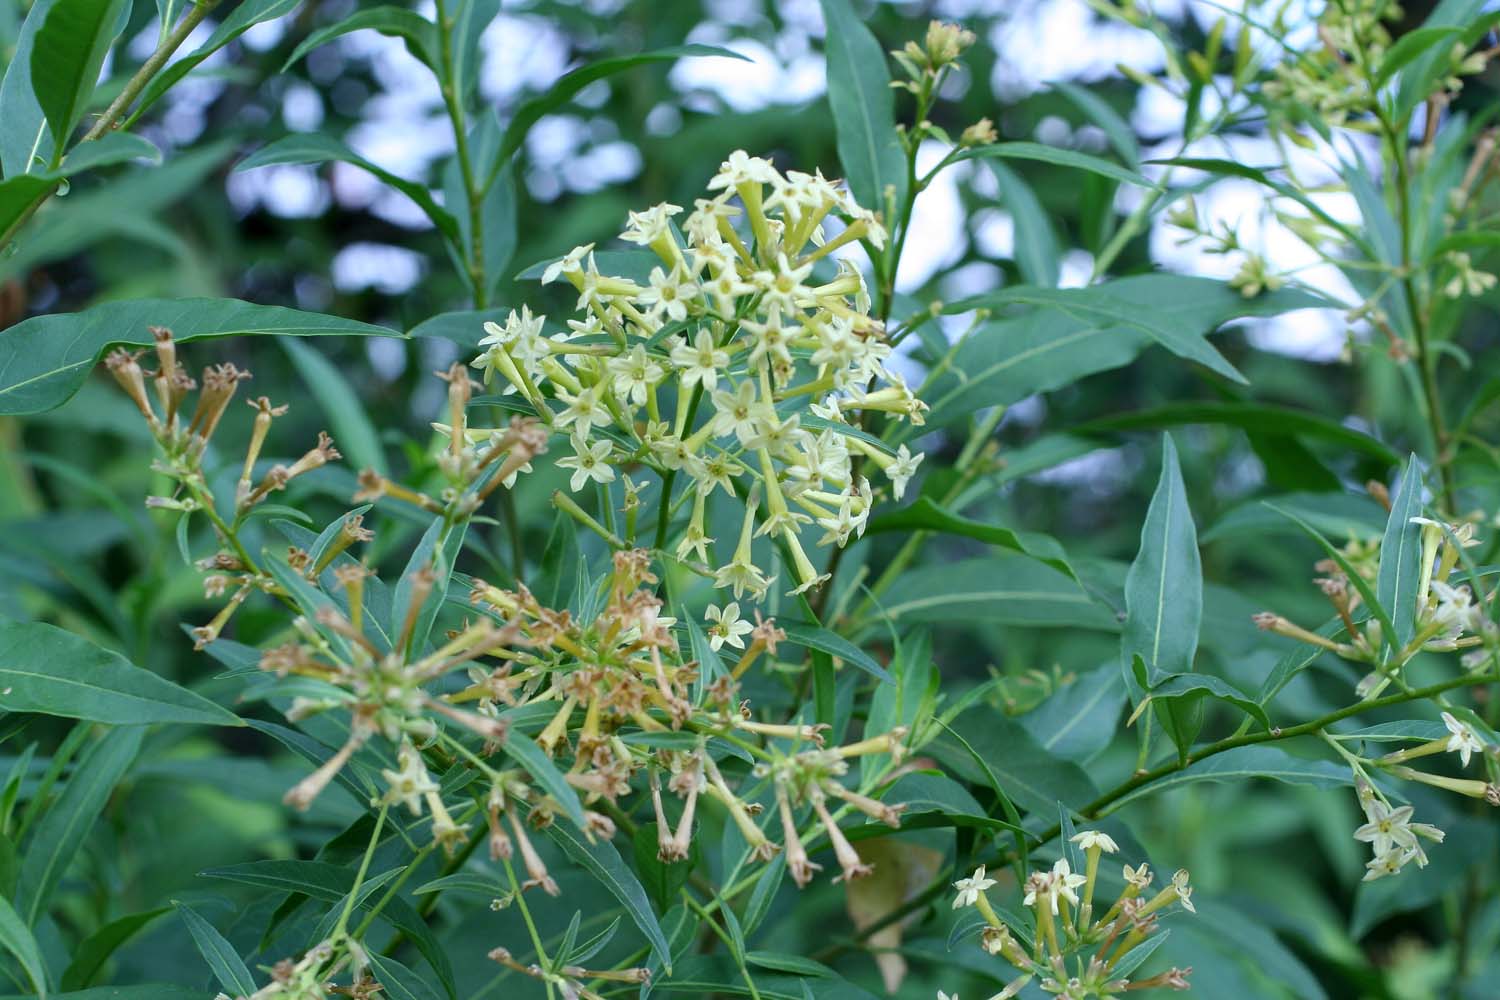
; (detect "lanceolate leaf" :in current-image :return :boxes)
[0,0,59,176]
[986,160,1058,287]
[502,731,588,829]
[819,0,905,214]
[0,893,48,996]
[0,298,399,416]
[16,726,143,926]
[955,141,1150,188]
[281,5,437,72]
[28,0,128,153]
[1107,746,1353,812]
[546,823,673,973]
[867,496,1076,581]
[776,620,891,683]
[174,901,256,997]
[282,339,387,476]
[1376,457,1425,652]
[1122,435,1201,691]
[0,617,241,727]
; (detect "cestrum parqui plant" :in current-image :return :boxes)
[942,833,1194,998]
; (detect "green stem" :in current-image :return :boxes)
[433,0,488,307]
[336,804,389,936]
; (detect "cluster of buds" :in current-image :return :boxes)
[1329,712,1498,881]
[891,22,995,150]
[468,151,927,598]
[1253,505,1496,699]
[944,833,1194,998]
[212,935,360,1000]
[103,330,342,648]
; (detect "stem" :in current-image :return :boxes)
[336,804,389,936]
[826,672,1493,956]
[0,0,219,248]
[434,0,488,308]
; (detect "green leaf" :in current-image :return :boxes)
[1108,746,1352,811]
[1267,503,1398,656]
[236,133,459,241]
[282,5,437,71]
[174,901,256,997]
[776,620,890,684]
[58,907,168,990]
[928,276,1331,423]
[0,174,52,238]
[956,141,1150,188]
[932,709,1100,814]
[1376,457,1425,652]
[200,859,455,998]
[875,770,1018,834]
[128,0,302,123]
[867,496,1075,581]
[366,953,443,1000]
[58,132,161,173]
[16,726,143,925]
[0,988,203,1000]
[490,45,749,189]
[1077,402,1401,466]
[819,0,905,214]
[546,822,673,973]
[502,730,588,830]
[632,822,698,913]
[1148,673,1269,731]
[1052,81,1140,167]
[0,893,48,997]
[29,0,127,152]
[0,0,58,176]
[282,339,386,476]
[1123,435,1201,689]
[0,297,399,416]
[745,952,835,978]
[1021,667,1127,762]
[0,617,240,726]
[876,554,1115,630]
[986,160,1058,287]
[1204,493,1387,546]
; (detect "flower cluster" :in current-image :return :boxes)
[466,150,926,598]
[1253,511,1497,698]
[104,328,342,648]
[944,834,1194,998]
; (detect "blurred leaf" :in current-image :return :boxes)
[282,5,437,71]
[367,953,442,1000]
[1376,457,1424,653]
[1077,402,1400,466]
[129,0,302,122]
[957,141,1148,187]
[0,617,238,726]
[236,133,459,241]
[174,900,256,997]
[0,175,50,236]
[633,822,698,913]
[1109,746,1352,811]
[1205,493,1387,545]
[58,132,162,173]
[16,726,143,926]
[876,554,1115,630]
[868,496,1075,580]
[281,339,387,476]
[0,298,399,416]
[1052,81,1140,166]
[502,729,587,829]
[932,709,1100,813]
[818,0,905,214]
[547,821,673,973]
[58,907,168,990]
[28,0,127,157]
[0,893,47,996]
[490,45,751,188]
[1020,667,1127,762]
[986,159,1058,287]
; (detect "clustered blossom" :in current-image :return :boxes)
[942,833,1194,998]
[103,328,341,649]
[467,150,926,598]
[1253,508,1497,699]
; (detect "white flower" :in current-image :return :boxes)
[707,150,778,191]
[1052,859,1087,909]
[555,435,616,492]
[541,243,593,285]
[670,330,729,392]
[1070,830,1119,853]
[1442,712,1484,767]
[1353,800,1417,856]
[607,345,665,407]
[638,265,698,323]
[1363,846,1418,882]
[1430,580,1480,636]
[709,380,766,445]
[886,444,924,501]
[951,865,996,909]
[704,602,753,651]
[1170,868,1195,913]
[381,743,438,815]
[712,556,772,601]
[620,202,682,247]
[937,992,959,1000]
[554,383,608,439]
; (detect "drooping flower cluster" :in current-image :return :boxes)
[944,834,1194,998]
[467,150,926,597]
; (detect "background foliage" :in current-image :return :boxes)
[2,0,1500,998]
